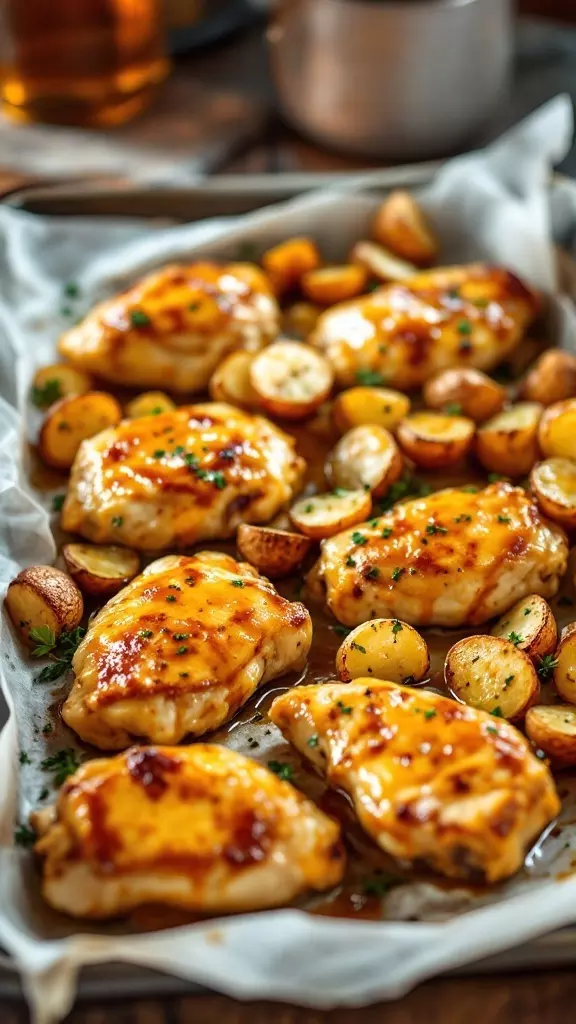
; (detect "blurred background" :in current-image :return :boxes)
[0,0,575,193]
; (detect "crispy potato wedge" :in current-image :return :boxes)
[423,368,507,423]
[301,265,367,305]
[553,622,576,704]
[371,190,439,265]
[261,237,321,294]
[236,524,312,578]
[289,488,372,539]
[525,705,576,766]
[520,349,576,406]
[490,594,557,666]
[530,457,576,528]
[38,392,123,470]
[336,617,429,685]
[5,565,83,646]
[475,402,543,477]
[332,386,410,434]
[396,411,475,469]
[62,543,140,596]
[349,240,418,283]
[125,391,176,418]
[209,350,259,410]
[445,634,540,720]
[249,340,334,420]
[538,398,576,460]
[282,302,321,339]
[325,424,404,497]
[31,363,93,407]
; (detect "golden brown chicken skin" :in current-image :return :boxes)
[33,743,345,919]
[62,552,312,750]
[58,262,280,393]
[61,403,305,551]
[311,264,539,389]
[270,680,559,883]
[309,483,567,628]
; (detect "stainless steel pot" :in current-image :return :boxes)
[269,0,513,160]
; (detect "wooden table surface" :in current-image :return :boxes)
[2,7,576,1023]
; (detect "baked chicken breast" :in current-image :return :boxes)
[309,483,567,628]
[62,552,312,750]
[311,264,539,389]
[58,262,280,393]
[61,402,305,551]
[33,743,345,919]
[270,680,559,883]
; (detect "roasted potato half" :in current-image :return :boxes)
[371,190,439,265]
[475,402,543,477]
[5,565,83,646]
[301,265,367,305]
[282,302,321,340]
[31,363,93,407]
[289,488,372,539]
[538,398,576,460]
[62,543,140,596]
[530,457,576,529]
[236,524,312,578]
[349,240,418,283]
[553,622,576,704]
[336,617,429,685]
[332,386,410,434]
[125,391,176,418]
[520,349,576,406]
[249,341,334,420]
[445,634,540,720]
[261,236,321,294]
[490,594,557,666]
[325,424,403,497]
[396,411,475,469]
[209,350,259,410]
[525,705,576,766]
[423,367,507,424]
[38,392,123,470]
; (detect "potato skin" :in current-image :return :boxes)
[336,617,429,684]
[530,457,576,529]
[349,240,418,283]
[332,387,410,434]
[62,543,140,596]
[445,634,540,720]
[423,368,506,423]
[538,399,576,460]
[525,704,576,766]
[32,363,93,404]
[371,190,439,265]
[521,349,576,406]
[5,565,83,645]
[250,341,333,421]
[325,424,404,497]
[553,622,576,704]
[209,351,259,410]
[396,412,475,469]
[289,489,373,540]
[261,237,321,294]
[301,265,367,305]
[125,391,176,418]
[38,392,123,470]
[475,402,543,477]
[236,524,311,579]
[490,594,557,666]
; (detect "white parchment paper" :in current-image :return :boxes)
[2,97,576,1023]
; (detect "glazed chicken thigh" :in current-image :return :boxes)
[62,552,312,750]
[311,264,539,389]
[33,743,345,919]
[61,402,305,550]
[270,680,559,883]
[310,483,568,628]
[58,262,280,393]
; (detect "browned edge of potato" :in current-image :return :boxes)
[336,618,429,685]
[62,543,141,596]
[5,565,83,645]
[325,424,403,496]
[236,524,312,578]
[445,634,540,720]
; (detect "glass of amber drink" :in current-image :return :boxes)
[0,0,170,127]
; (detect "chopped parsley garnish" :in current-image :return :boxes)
[376,473,431,513]
[497,515,511,524]
[351,531,368,545]
[232,579,245,587]
[139,629,153,639]
[38,787,49,801]
[454,514,472,523]
[426,523,448,536]
[184,452,198,468]
[350,642,366,654]
[507,631,524,646]
[391,619,403,637]
[461,485,478,493]
[336,700,353,715]
[331,625,352,637]
[332,488,349,497]
[31,378,62,408]
[267,760,293,781]
[365,566,380,580]
[423,709,437,720]
[57,420,71,431]
[444,403,463,416]
[381,526,393,538]
[176,646,188,656]
[152,449,166,459]
[51,493,65,512]
[391,567,404,582]
[111,516,124,527]
[523,607,531,616]
[14,823,36,847]
[363,875,397,897]
[42,722,53,735]
[19,751,31,765]
[346,555,356,567]
[63,281,80,298]
[307,735,319,748]
[195,468,227,490]
[60,305,73,317]
[166,595,177,602]
[504,675,515,688]
[457,319,472,335]
[41,749,80,787]
[173,633,189,641]
[488,473,506,483]
[490,706,504,718]
[486,725,498,736]
[34,625,86,683]
[355,369,387,387]
[537,654,559,682]
[130,309,151,327]
[304,503,314,513]
[189,302,200,312]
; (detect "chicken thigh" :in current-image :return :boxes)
[309,483,567,628]
[58,262,279,393]
[62,552,312,750]
[61,402,305,550]
[311,264,539,389]
[33,743,345,919]
[270,680,559,883]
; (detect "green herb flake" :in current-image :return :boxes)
[14,823,36,848]
[426,523,448,536]
[461,485,479,494]
[381,526,393,539]
[346,555,356,567]
[31,378,62,409]
[232,579,245,588]
[497,514,511,524]
[365,566,380,580]
[304,503,314,513]
[363,875,397,897]
[351,531,368,545]
[111,515,124,527]
[391,619,403,637]
[64,281,80,299]
[350,641,367,654]
[267,760,293,781]
[503,674,515,688]
[490,706,504,718]
[507,631,524,646]
[130,309,151,328]
[331,625,352,638]
[152,449,166,459]
[29,626,57,659]
[173,633,189,641]
[166,595,177,603]
[19,751,31,765]
[444,403,463,416]
[391,567,404,582]
[355,369,386,387]
[176,646,188,656]
[307,735,319,748]
[423,709,437,720]
[41,748,80,787]
[486,725,499,736]
[537,654,559,682]
[42,722,53,735]
[488,473,506,483]
[457,319,472,335]
[38,787,49,801]
[337,700,353,715]
[51,493,65,513]
[139,629,153,639]
[454,514,472,523]
[523,607,531,616]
